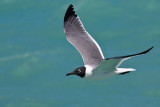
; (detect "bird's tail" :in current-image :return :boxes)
[115,68,135,75]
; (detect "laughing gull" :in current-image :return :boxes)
[64,4,153,80]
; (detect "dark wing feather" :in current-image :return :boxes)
[104,46,153,68]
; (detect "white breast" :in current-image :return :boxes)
[84,65,94,77]
[84,63,117,80]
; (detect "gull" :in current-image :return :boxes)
[64,4,153,80]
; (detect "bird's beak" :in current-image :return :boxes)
[66,72,75,76]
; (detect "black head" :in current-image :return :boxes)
[66,67,86,78]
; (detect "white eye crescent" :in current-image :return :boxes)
[78,69,81,73]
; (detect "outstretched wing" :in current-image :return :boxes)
[102,46,153,69]
[94,46,153,74]
[64,4,104,66]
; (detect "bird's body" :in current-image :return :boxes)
[64,4,153,79]
[84,60,135,80]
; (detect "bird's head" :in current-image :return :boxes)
[66,67,86,78]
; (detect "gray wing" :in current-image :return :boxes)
[94,46,153,73]
[64,4,104,66]
[101,46,153,70]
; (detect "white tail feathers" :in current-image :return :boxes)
[115,68,136,74]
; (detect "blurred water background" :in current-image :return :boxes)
[0,0,160,107]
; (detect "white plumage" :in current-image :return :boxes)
[64,4,153,79]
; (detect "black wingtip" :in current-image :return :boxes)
[105,46,154,60]
[64,4,77,22]
[142,46,153,54]
[126,46,154,57]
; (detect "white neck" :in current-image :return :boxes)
[84,65,94,77]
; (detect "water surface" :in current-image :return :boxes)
[0,0,159,107]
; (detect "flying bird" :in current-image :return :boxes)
[64,4,153,80]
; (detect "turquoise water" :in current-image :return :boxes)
[0,0,160,107]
